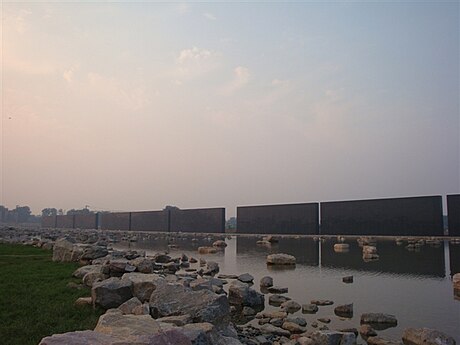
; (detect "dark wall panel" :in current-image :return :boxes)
[100,212,130,231]
[237,203,319,235]
[56,215,75,229]
[131,211,168,232]
[74,214,98,229]
[320,196,444,236]
[41,216,56,228]
[447,194,460,236]
[170,208,225,233]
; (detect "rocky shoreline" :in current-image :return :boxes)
[0,226,458,345]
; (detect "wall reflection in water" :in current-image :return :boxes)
[236,237,446,278]
[450,242,460,277]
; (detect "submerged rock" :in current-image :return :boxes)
[402,328,456,345]
[361,313,397,327]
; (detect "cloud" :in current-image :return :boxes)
[4,8,32,34]
[63,69,74,83]
[223,66,251,94]
[175,3,189,15]
[203,12,217,21]
[174,47,221,82]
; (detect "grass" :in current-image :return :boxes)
[0,244,104,345]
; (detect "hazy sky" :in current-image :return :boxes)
[1,1,459,216]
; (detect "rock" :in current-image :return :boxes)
[286,316,307,327]
[198,246,217,254]
[212,240,227,247]
[270,318,284,327]
[83,272,107,287]
[267,286,288,294]
[402,328,456,345]
[149,282,230,327]
[81,246,108,260]
[269,294,291,306]
[342,276,353,283]
[362,245,377,254]
[72,264,105,279]
[108,259,130,276]
[368,336,403,345]
[259,324,291,337]
[334,243,350,252]
[318,318,331,324]
[255,335,271,345]
[302,304,319,314]
[204,261,220,275]
[122,272,166,302]
[118,297,142,314]
[94,309,175,341]
[311,299,334,306]
[75,297,92,306]
[38,330,117,345]
[52,238,83,262]
[156,314,193,326]
[361,313,397,327]
[256,310,288,319]
[266,253,296,265]
[281,300,301,313]
[152,253,171,263]
[260,276,274,288]
[218,274,238,279]
[130,257,154,273]
[262,235,278,243]
[334,304,353,318]
[132,303,150,315]
[257,240,271,246]
[228,280,265,308]
[282,321,306,333]
[238,273,254,283]
[306,330,356,345]
[360,324,377,337]
[91,277,134,309]
[242,306,256,316]
[453,273,460,295]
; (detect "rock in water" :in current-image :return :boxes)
[228,280,265,308]
[402,328,456,345]
[266,253,296,265]
[260,276,273,288]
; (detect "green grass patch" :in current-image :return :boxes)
[0,244,104,345]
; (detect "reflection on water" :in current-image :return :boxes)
[114,234,460,341]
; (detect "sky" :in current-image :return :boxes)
[1,1,459,217]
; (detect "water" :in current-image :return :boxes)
[113,234,460,341]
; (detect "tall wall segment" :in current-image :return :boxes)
[447,194,460,236]
[320,196,444,236]
[237,203,320,235]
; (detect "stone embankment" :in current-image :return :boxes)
[0,227,458,345]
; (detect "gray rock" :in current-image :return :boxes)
[204,261,220,275]
[334,303,353,318]
[311,299,334,306]
[259,324,291,337]
[342,276,353,283]
[149,282,230,327]
[238,273,254,283]
[306,330,356,345]
[360,324,377,337]
[228,280,265,308]
[361,313,397,327]
[368,336,402,345]
[402,328,456,345]
[270,318,284,327]
[118,297,142,315]
[282,321,306,333]
[91,277,133,309]
[281,300,301,313]
[156,314,192,326]
[72,264,105,279]
[267,286,288,294]
[269,294,291,306]
[302,304,319,314]
[286,316,307,327]
[122,272,166,302]
[83,272,108,287]
[52,238,83,262]
[81,246,108,260]
[260,276,274,288]
[130,257,154,273]
[38,330,117,345]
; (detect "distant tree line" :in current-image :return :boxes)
[0,205,39,224]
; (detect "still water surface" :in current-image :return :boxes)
[114,234,460,341]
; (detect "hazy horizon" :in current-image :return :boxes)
[1,1,459,217]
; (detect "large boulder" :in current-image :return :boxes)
[402,328,456,345]
[72,264,106,279]
[38,330,118,345]
[266,253,296,265]
[228,280,265,308]
[52,238,84,262]
[94,309,175,341]
[149,282,231,327]
[91,277,133,309]
[80,246,108,260]
[122,272,166,302]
